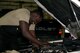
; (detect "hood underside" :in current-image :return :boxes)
[34,0,80,39]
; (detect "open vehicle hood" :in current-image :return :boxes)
[34,0,80,39]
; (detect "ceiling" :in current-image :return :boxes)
[0,0,38,10]
[0,0,34,2]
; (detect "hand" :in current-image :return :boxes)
[32,43,40,48]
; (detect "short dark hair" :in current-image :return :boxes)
[31,9,43,18]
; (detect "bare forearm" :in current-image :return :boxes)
[19,21,42,46]
[22,30,42,46]
[30,30,36,38]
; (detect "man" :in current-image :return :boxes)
[0,8,43,52]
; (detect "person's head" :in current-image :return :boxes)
[30,9,43,24]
